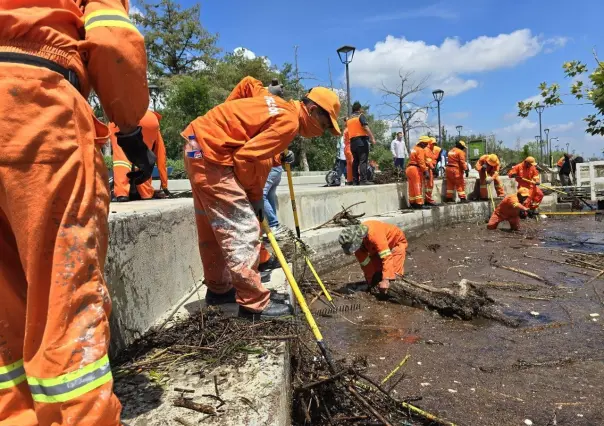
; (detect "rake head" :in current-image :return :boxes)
[312,303,362,317]
[596,211,604,222]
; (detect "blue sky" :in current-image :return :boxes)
[135,0,604,157]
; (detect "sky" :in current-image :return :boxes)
[133,0,604,158]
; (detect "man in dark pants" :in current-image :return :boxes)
[346,102,376,185]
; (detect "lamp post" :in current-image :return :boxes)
[535,104,545,164]
[148,84,160,111]
[337,45,356,116]
[432,89,444,146]
[550,137,559,160]
[403,110,411,147]
[544,128,550,167]
[456,125,462,140]
[566,142,570,154]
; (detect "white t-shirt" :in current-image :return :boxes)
[390,139,408,159]
[337,136,346,160]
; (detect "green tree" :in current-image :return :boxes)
[517,50,604,137]
[133,0,220,77]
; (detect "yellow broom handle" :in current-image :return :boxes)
[283,150,301,238]
[305,256,335,306]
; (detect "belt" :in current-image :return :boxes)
[0,52,80,92]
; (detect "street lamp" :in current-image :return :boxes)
[550,137,559,160]
[432,89,444,145]
[566,142,570,154]
[148,84,160,111]
[544,128,550,166]
[403,110,411,145]
[456,125,463,139]
[337,45,356,116]
[535,104,545,164]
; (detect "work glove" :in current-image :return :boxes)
[281,151,295,164]
[117,127,157,185]
[162,188,172,197]
[368,272,383,290]
[267,80,284,97]
[423,170,430,179]
[519,210,528,219]
[251,199,265,222]
[465,169,470,178]
[527,209,536,218]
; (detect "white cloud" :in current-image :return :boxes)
[448,111,471,120]
[129,5,143,18]
[350,30,564,97]
[233,47,271,67]
[549,122,575,133]
[366,3,458,22]
[499,119,537,133]
[543,36,569,53]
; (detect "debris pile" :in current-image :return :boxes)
[373,169,407,185]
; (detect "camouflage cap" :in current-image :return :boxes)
[338,224,368,255]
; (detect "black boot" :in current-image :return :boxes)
[116,196,130,202]
[205,287,236,305]
[259,255,281,272]
[460,198,469,203]
[239,300,293,319]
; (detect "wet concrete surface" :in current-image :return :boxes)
[315,217,604,426]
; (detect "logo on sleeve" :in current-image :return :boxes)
[264,96,280,117]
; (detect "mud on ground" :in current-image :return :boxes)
[312,217,604,426]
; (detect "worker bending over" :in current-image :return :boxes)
[446,140,469,203]
[338,221,408,294]
[111,110,169,201]
[508,156,543,213]
[475,154,504,200]
[182,76,340,318]
[424,137,441,206]
[406,136,431,209]
[557,153,574,186]
[0,1,151,424]
[487,188,530,231]
[347,102,376,185]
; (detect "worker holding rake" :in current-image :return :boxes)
[508,156,544,215]
[487,188,531,231]
[475,153,504,200]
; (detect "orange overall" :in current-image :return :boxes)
[424,143,441,204]
[354,221,408,290]
[508,162,543,210]
[344,128,353,184]
[182,77,300,312]
[110,110,168,199]
[0,1,148,425]
[446,147,468,200]
[475,155,504,199]
[406,145,428,205]
[487,194,528,231]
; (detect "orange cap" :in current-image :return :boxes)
[486,154,498,167]
[307,87,341,136]
[418,135,431,145]
[518,187,530,197]
[525,156,536,165]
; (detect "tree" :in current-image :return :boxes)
[133,0,220,77]
[517,50,604,136]
[378,70,431,153]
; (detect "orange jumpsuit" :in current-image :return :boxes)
[354,221,408,288]
[0,1,148,425]
[508,163,543,210]
[182,77,300,312]
[487,194,528,230]
[475,155,504,199]
[424,143,441,204]
[110,110,168,199]
[406,145,428,205]
[344,128,353,184]
[446,147,468,200]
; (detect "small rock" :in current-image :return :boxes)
[447,389,457,393]
[470,388,476,392]
[420,382,430,387]
[454,380,461,384]
[593,318,598,322]
[530,311,540,317]
[417,362,422,365]
[524,419,533,426]
[379,357,386,360]
[577,414,584,417]
[589,313,600,318]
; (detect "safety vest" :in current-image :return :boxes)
[346,115,369,138]
[557,157,565,167]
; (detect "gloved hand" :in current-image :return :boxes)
[378,279,390,294]
[368,271,383,289]
[509,173,518,178]
[162,188,172,197]
[527,209,536,218]
[281,151,295,164]
[117,127,157,185]
[423,170,430,179]
[486,177,493,184]
[519,209,528,219]
[267,80,284,97]
[251,199,265,222]
[465,169,470,178]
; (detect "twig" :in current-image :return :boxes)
[523,254,593,274]
[245,335,297,340]
[380,354,410,385]
[174,397,216,415]
[592,283,604,306]
[296,370,348,392]
[493,264,549,284]
[310,201,366,231]
[201,394,226,408]
[174,417,195,426]
[213,375,220,399]
[387,372,407,395]
[518,295,554,301]
[347,384,393,426]
[587,269,604,284]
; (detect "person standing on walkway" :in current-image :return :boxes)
[557,153,573,186]
[424,137,441,206]
[487,188,530,231]
[347,102,376,185]
[405,136,431,209]
[263,152,294,238]
[475,154,504,200]
[391,132,408,171]
[182,76,340,318]
[338,221,408,295]
[335,129,348,185]
[445,140,469,203]
[0,1,151,424]
[508,156,543,213]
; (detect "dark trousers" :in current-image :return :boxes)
[394,158,405,170]
[351,143,369,183]
[336,159,347,182]
[559,172,572,186]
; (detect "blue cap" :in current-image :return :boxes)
[188,135,196,140]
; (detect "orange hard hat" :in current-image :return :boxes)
[518,187,530,197]
[486,154,498,167]
[429,137,436,145]
[525,156,536,165]
[307,87,341,136]
[418,135,431,145]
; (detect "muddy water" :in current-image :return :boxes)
[315,217,604,426]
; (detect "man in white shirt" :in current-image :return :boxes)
[391,132,409,170]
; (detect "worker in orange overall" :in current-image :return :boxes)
[182,76,340,318]
[110,110,170,201]
[487,188,530,231]
[406,136,431,209]
[508,156,543,214]
[338,221,408,294]
[0,1,150,425]
[424,137,442,206]
[475,154,504,200]
[445,140,469,203]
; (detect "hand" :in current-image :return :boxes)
[423,171,430,179]
[486,177,493,184]
[378,280,390,294]
[281,151,295,164]
[117,127,157,185]
[369,272,383,289]
[251,199,265,222]
[267,82,284,97]
[519,210,528,219]
[154,190,167,199]
[465,169,469,178]
[162,188,172,197]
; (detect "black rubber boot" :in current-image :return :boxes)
[460,198,469,203]
[116,196,130,202]
[205,287,236,305]
[261,270,272,283]
[259,255,281,272]
[420,205,431,210]
[239,300,293,319]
